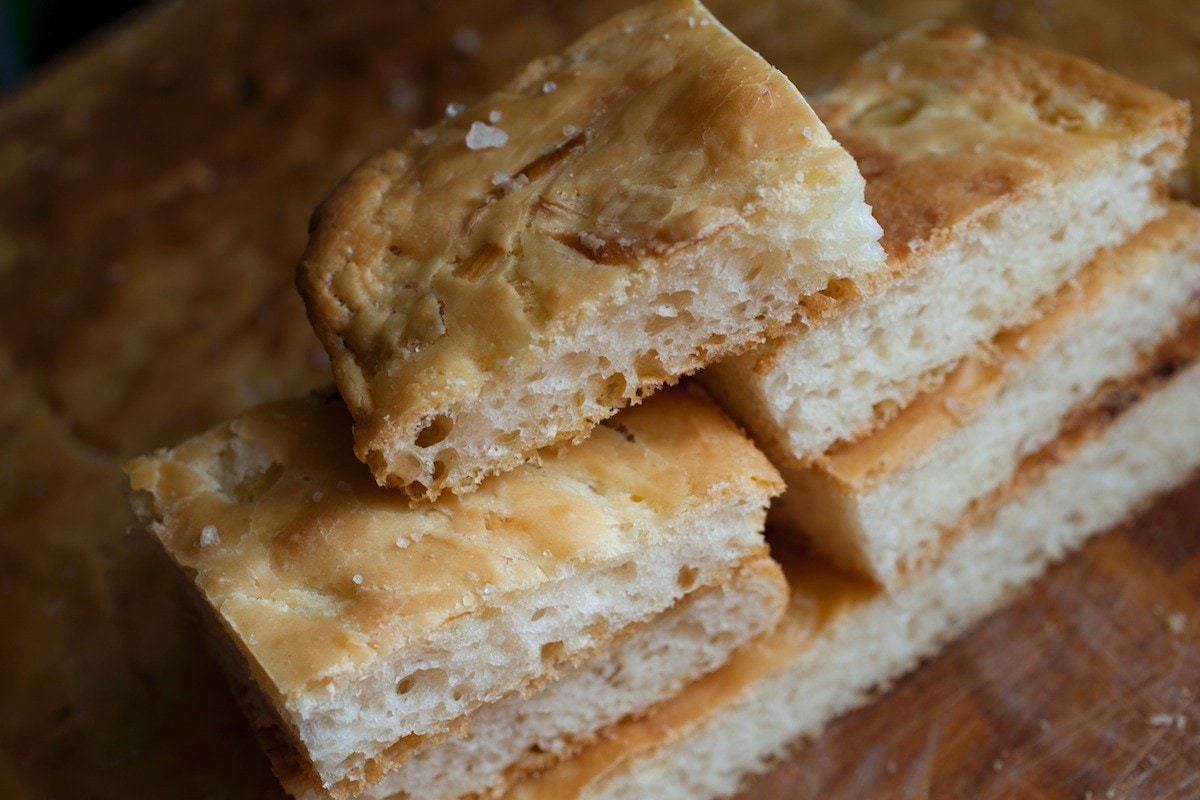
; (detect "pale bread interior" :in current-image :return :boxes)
[704,128,1177,465]
[775,207,1200,586]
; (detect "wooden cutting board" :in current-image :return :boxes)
[0,1,1195,798]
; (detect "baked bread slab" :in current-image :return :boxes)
[703,24,1189,466]
[125,387,783,798]
[497,324,1200,800]
[298,0,884,499]
[775,205,1200,586]
[256,555,786,800]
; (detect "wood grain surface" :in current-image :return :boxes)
[0,1,1196,799]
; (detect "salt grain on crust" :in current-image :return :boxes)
[466,121,508,150]
[542,81,557,94]
[199,525,220,547]
[445,101,466,118]
[488,109,502,124]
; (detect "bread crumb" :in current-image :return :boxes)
[466,121,508,150]
[542,81,557,94]
[452,28,480,55]
[1166,612,1186,634]
[445,101,466,118]
[488,109,502,124]
[352,573,364,585]
[199,525,220,547]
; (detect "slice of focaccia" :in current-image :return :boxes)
[125,388,783,799]
[298,0,884,499]
[703,23,1188,466]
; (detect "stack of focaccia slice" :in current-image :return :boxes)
[483,21,1200,800]
[125,4,1200,800]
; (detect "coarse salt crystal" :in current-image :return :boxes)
[199,525,220,547]
[562,124,579,138]
[445,101,466,118]
[488,109,502,124]
[687,15,696,27]
[492,171,510,186]
[699,18,710,26]
[542,81,557,94]
[466,121,508,150]
[352,574,364,585]
[395,536,409,548]
[1167,612,1186,634]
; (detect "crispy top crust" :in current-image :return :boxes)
[297,0,860,475]
[124,388,782,700]
[820,204,1200,491]
[812,24,1189,268]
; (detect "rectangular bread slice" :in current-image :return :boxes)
[297,0,885,499]
[360,556,787,800]
[251,554,787,800]
[702,23,1189,466]
[774,204,1200,587]
[124,387,783,799]
[496,318,1200,800]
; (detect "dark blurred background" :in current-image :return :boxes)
[1,0,145,90]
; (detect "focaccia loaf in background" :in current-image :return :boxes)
[298,0,884,500]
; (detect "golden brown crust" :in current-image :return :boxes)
[813,23,1188,269]
[298,0,874,495]
[125,387,780,699]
